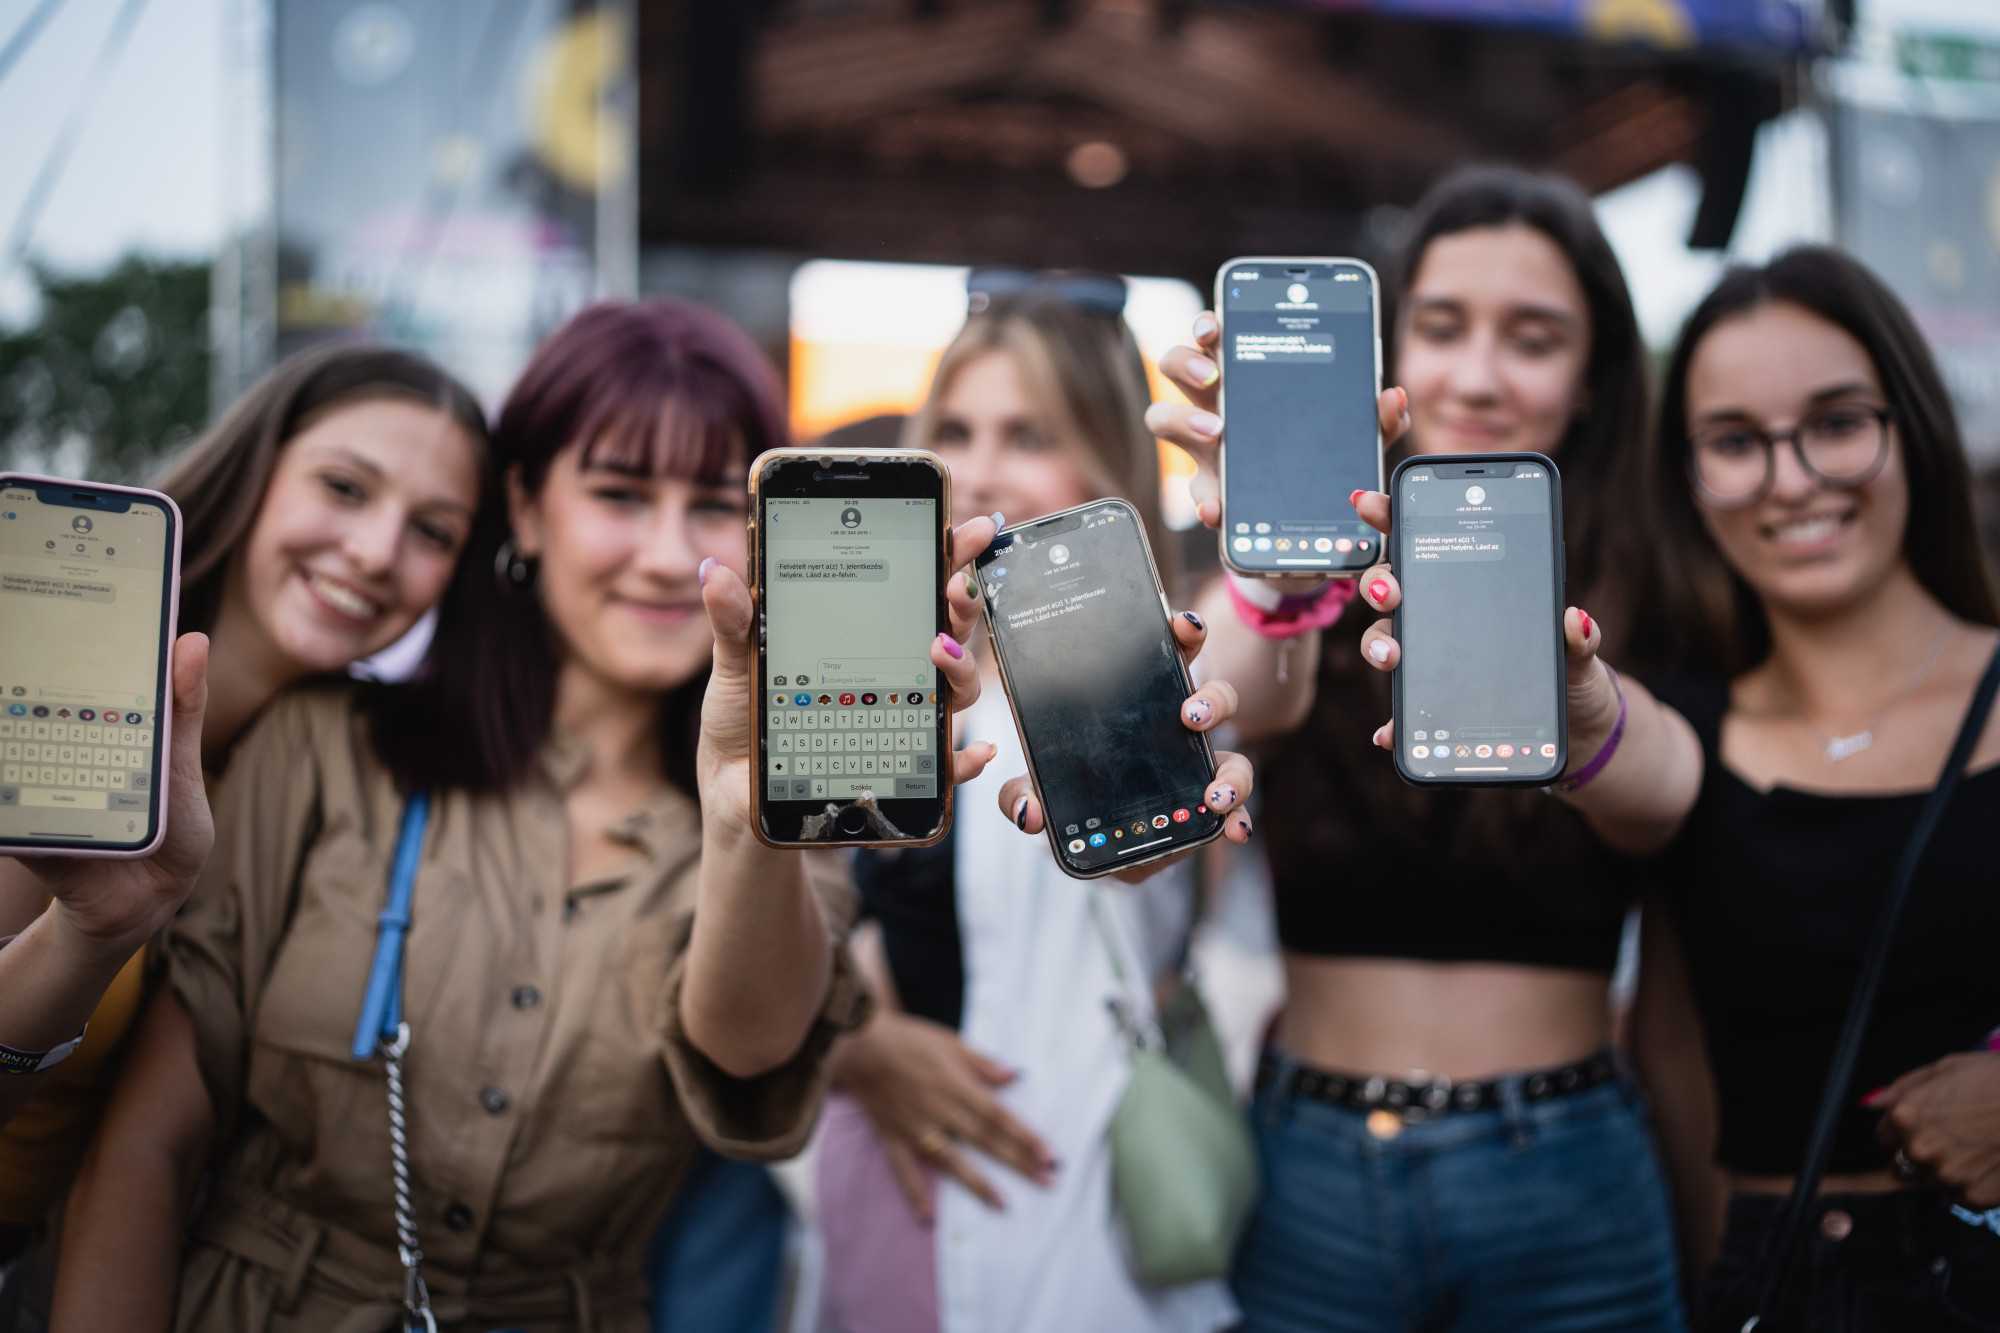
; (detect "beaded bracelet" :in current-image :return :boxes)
[1225,570,1356,641]
[1548,664,1625,794]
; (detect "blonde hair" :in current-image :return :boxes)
[904,292,1175,586]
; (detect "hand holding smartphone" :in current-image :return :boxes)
[1215,257,1384,578]
[976,500,1230,879]
[1384,455,1568,786]
[0,475,181,857]
[750,449,956,846]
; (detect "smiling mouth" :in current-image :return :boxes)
[304,571,383,623]
[1762,511,1853,548]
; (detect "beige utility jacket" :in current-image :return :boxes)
[165,684,865,1332]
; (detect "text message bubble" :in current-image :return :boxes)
[1232,333,1334,363]
[1,572,115,603]
[1410,532,1506,563]
[775,559,890,582]
[1003,586,1107,631]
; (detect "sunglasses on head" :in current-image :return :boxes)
[966,267,1128,319]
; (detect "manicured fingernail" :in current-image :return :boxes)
[1188,410,1222,437]
[1237,818,1252,840]
[1350,489,1366,508]
[1209,784,1237,810]
[1368,580,1390,605]
[698,557,717,586]
[1862,1086,1886,1106]
[1014,796,1029,830]
[1187,355,1218,387]
[938,632,964,660]
[990,511,1005,529]
[965,571,980,599]
[1397,387,1409,414]
[1185,699,1214,727]
[1194,314,1216,340]
[1181,610,1204,632]
[1368,639,1391,664]
[1579,610,1593,640]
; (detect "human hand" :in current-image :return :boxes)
[833,1009,1056,1221]
[20,633,213,955]
[994,608,1256,879]
[1142,309,1410,551]
[695,515,1006,833]
[1346,490,1619,770]
[1869,1052,2000,1208]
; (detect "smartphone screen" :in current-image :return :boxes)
[1218,257,1382,576]
[978,500,1220,878]
[756,452,949,845]
[0,479,175,852]
[1393,455,1566,785]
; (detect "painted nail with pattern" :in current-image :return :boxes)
[1368,580,1390,605]
[1185,698,1215,727]
[1368,639,1391,664]
[1209,784,1237,811]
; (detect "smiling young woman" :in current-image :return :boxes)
[0,346,489,1312]
[1353,247,2000,1331]
[49,300,1005,1333]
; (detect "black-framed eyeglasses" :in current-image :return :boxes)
[1687,403,1901,510]
[966,266,1127,319]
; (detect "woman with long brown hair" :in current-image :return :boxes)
[0,345,488,1318]
[1150,167,1684,1331]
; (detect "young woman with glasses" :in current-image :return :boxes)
[1358,246,2000,1330]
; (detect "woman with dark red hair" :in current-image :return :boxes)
[49,299,1007,1333]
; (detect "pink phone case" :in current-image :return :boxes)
[0,473,182,860]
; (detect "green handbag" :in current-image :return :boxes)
[1092,890,1260,1287]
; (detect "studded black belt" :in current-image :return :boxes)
[1258,1048,1620,1123]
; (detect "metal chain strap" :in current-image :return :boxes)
[380,1022,437,1333]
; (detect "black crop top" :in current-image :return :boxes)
[852,828,964,1031]
[1651,673,2000,1177]
[1259,613,1631,972]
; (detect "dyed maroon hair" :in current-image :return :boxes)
[364,299,790,794]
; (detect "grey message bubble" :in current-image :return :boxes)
[1,572,115,603]
[1232,332,1334,364]
[775,559,890,582]
[1410,532,1506,563]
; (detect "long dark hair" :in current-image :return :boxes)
[1629,246,1999,677]
[1259,166,1652,924]
[150,343,489,635]
[1384,164,1650,616]
[363,299,789,795]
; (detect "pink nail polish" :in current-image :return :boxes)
[1189,410,1222,436]
[1369,580,1389,604]
[1580,610,1593,640]
[938,633,964,660]
[1350,489,1366,507]
[1185,699,1214,726]
[698,557,717,586]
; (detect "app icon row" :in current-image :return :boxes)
[5,701,146,723]
[1230,535,1371,555]
[773,690,937,707]
[1411,742,1557,760]
[1064,804,1206,854]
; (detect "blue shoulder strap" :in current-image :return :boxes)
[351,792,431,1061]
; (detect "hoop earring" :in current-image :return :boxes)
[494,536,538,593]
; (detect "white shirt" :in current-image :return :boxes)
[935,688,1238,1333]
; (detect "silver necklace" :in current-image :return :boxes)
[1795,624,1954,764]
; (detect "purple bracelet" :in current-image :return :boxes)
[1549,665,1625,794]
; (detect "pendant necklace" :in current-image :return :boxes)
[1795,624,1954,764]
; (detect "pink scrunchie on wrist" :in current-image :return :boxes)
[1225,573,1357,641]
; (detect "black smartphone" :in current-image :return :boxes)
[1391,453,1566,787]
[976,499,1221,879]
[751,448,952,847]
[0,475,181,857]
[1216,256,1383,578]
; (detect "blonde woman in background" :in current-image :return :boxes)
[814,276,1255,1333]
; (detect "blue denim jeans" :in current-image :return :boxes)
[1233,1050,1686,1333]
